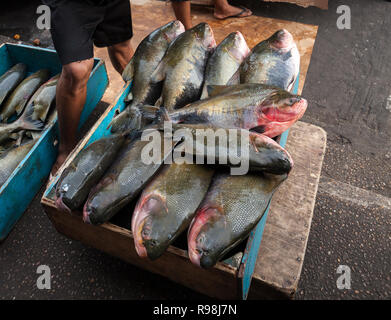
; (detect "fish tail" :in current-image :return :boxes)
[156,106,170,124]
[16,105,44,131]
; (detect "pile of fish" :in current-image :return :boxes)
[55,21,306,269]
[0,63,59,187]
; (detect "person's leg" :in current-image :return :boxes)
[171,1,192,30]
[213,0,252,19]
[52,59,94,174]
[107,39,134,75]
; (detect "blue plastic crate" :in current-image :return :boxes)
[0,43,109,241]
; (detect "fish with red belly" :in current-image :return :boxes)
[188,172,287,268]
[156,83,307,138]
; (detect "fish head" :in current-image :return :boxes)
[259,91,307,123]
[163,20,185,42]
[269,29,295,50]
[132,194,172,260]
[192,23,216,50]
[225,31,250,63]
[188,206,229,269]
[250,132,294,174]
[83,175,116,225]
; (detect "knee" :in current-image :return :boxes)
[61,59,94,91]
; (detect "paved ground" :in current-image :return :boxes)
[0,0,390,300]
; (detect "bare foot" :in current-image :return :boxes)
[214,5,252,20]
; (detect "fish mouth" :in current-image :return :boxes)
[133,216,149,259]
[132,194,167,259]
[188,206,221,267]
[82,203,92,224]
[230,32,250,62]
[55,194,72,214]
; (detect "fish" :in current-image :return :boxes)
[132,163,214,260]
[24,74,59,126]
[83,129,177,225]
[200,31,250,99]
[0,139,36,187]
[55,133,128,212]
[157,83,307,138]
[238,29,300,91]
[150,22,216,111]
[0,100,45,145]
[122,20,185,103]
[172,124,293,175]
[188,172,287,268]
[0,69,50,122]
[0,63,27,107]
[110,21,185,133]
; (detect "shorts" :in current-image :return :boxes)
[45,0,133,65]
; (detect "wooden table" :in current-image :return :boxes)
[44,5,326,299]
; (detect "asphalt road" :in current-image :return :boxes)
[0,0,390,300]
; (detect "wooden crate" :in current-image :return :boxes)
[0,43,109,241]
[41,75,327,299]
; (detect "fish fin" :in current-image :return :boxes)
[31,131,42,140]
[154,96,163,107]
[122,58,134,82]
[150,61,166,83]
[200,85,209,100]
[227,69,240,85]
[124,91,133,103]
[156,106,170,124]
[250,125,266,134]
[15,101,27,116]
[15,105,44,131]
[139,104,159,121]
[206,85,231,98]
[15,131,24,146]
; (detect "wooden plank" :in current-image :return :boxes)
[263,0,328,9]
[238,73,300,299]
[43,201,239,299]
[249,121,327,299]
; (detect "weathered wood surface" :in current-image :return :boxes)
[263,0,328,9]
[249,121,327,299]
[42,202,239,299]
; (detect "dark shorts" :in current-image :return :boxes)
[44,0,133,65]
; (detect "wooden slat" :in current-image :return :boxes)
[43,202,239,299]
[249,121,327,299]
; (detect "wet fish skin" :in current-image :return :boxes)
[122,20,185,103]
[151,22,216,111]
[83,130,175,225]
[188,172,287,268]
[239,29,300,91]
[55,133,127,212]
[200,32,250,99]
[0,139,36,187]
[164,83,307,138]
[110,21,185,134]
[172,124,293,175]
[25,74,59,125]
[0,63,27,107]
[132,163,214,260]
[0,69,50,122]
